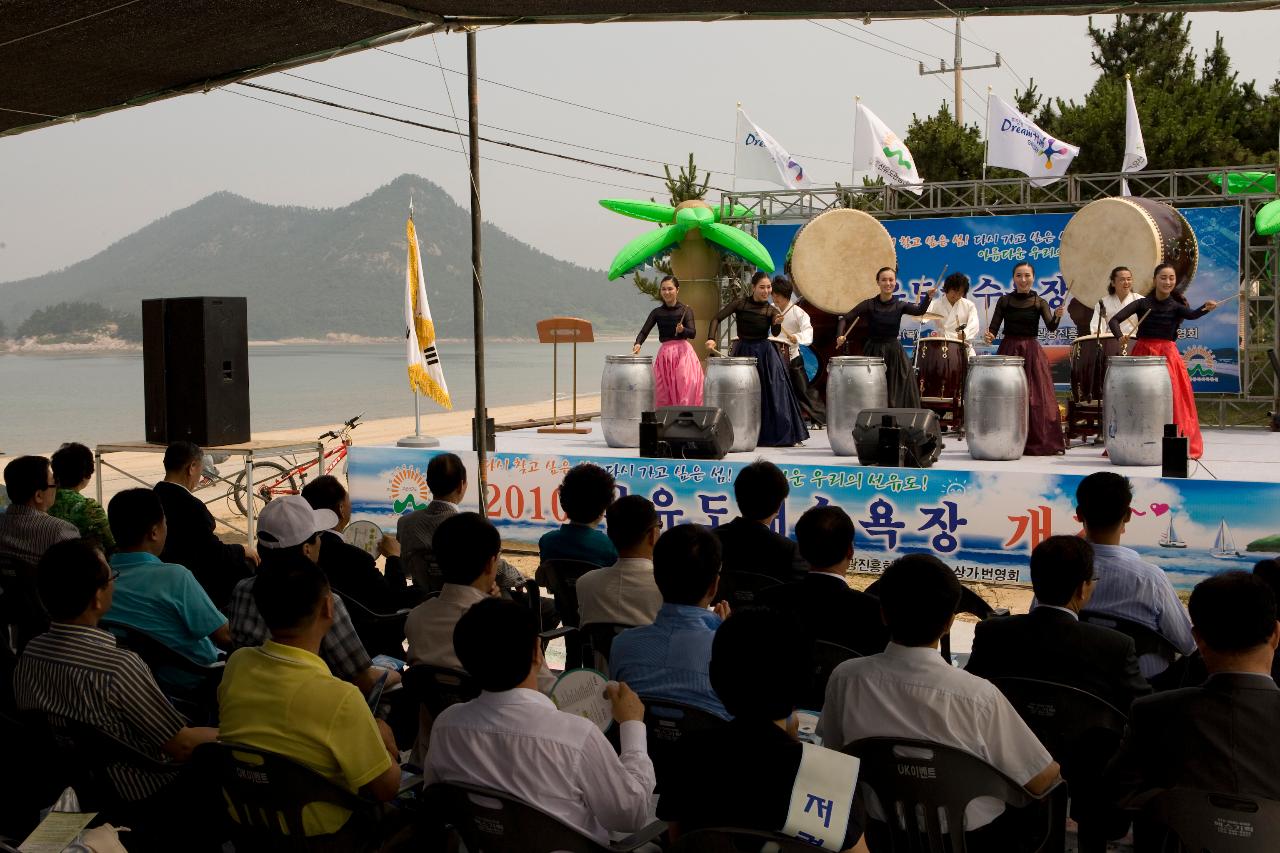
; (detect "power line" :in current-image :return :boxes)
[374,46,852,167]
[921,16,1029,89]
[836,19,946,63]
[223,88,667,196]
[0,0,145,49]
[807,19,919,64]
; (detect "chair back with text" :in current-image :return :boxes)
[426,782,610,852]
[642,697,727,792]
[537,559,599,629]
[1146,788,1280,852]
[716,571,783,610]
[668,827,829,852]
[582,622,631,672]
[846,737,1066,853]
[401,664,480,719]
[802,641,861,712]
[329,591,410,660]
[991,677,1127,772]
[0,554,47,654]
[1080,611,1181,663]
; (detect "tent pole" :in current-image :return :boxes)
[468,29,488,512]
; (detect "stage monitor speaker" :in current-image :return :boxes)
[1161,423,1189,478]
[639,407,734,460]
[143,297,250,446]
[852,408,942,468]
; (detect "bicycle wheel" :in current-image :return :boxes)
[231,461,299,517]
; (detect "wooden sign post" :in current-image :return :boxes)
[536,316,594,434]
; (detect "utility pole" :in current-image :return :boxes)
[918,15,1002,126]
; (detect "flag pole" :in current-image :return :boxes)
[981,86,991,183]
[732,101,741,196]
[852,96,860,186]
[1121,72,1131,196]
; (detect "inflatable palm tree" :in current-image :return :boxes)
[601,198,774,280]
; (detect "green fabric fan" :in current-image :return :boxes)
[600,199,773,280]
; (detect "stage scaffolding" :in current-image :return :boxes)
[722,165,1280,427]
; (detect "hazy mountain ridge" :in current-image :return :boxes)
[0,175,651,339]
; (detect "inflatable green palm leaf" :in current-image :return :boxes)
[600,198,774,280]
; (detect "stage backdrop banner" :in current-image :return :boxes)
[349,445,1279,590]
[760,206,1242,393]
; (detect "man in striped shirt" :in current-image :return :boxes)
[13,538,218,844]
[1,456,78,647]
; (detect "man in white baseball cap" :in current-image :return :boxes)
[256,495,339,555]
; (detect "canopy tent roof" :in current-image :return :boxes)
[2,0,1273,138]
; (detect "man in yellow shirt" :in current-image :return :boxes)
[217,546,401,837]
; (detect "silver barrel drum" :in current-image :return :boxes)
[965,356,1028,461]
[827,356,888,456]
[1105,356,1173,466]
[600,355,654,448]
[703,357,761,452]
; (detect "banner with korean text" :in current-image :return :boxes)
[349,446,1280,590]
[758,206,1242,393]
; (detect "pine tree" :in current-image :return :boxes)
[903,102,985,182]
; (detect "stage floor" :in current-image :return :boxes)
[441,423,1279,484]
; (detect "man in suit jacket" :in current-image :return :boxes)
[714,460,806,585]
[1106,571,1280,825]
[154,441,256,610]
[762,505,888,657]
[966,535,1149,712]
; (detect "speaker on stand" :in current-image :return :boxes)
[852,408,943,468]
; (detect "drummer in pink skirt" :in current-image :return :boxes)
[633,275,705,408]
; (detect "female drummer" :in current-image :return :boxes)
[1089,266,1141,336]
[707,271,809,447]
[834,266,936,408]
[1108,262,1219,459]
[983,261,1067,456]
[633,274,704,408]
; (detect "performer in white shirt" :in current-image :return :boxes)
[922,272,980,355]
[769,276,825,428]
[1089,266,1141,337]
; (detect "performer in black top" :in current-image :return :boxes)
[834,266,936,409]
[983,261,1067,456]
[634,274,704,407]
[708,272,809,447]
[1108,262,1219,459]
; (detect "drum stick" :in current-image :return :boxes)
[1122,308,1153,355]
[1212,292,1240,306]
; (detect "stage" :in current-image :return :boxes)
[348,424,1280,591]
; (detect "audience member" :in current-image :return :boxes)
[218,551,401,837]
[1252,558,1280,682]
[0,455,78,646]
[820,554,1060,850]
[610,524,730,718]
[226,496,394,695]
[397,452,528,594]
[104,488,230,675]
[538,463,618,567]
[154,441,255,609]
[13,539,219,848]
[576,495,663,628]
[660,608,869,852]
[1106,571,1280,827]
[424,598,656,844]
[714,460,806,584]
[766,505,889,656]
[1074,472,1194,678]
[967,535,1149,710]
[301,475,413,613]
[49,442,115,551]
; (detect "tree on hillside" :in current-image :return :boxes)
[903,102,985,182]
[15,300,140,341]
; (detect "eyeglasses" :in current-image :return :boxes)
[100,568,120,587]
[45,482,58,490]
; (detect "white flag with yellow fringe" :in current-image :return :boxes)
[404,212,452,409]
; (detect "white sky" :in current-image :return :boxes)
[0,12,1276,283]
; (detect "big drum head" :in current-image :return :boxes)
[790,209,896,314]
[1061,197,1198,306]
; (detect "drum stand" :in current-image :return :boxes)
[1066,350,1107,445]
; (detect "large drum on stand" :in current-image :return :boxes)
[1060,197,1199,308]
[703,357,761,453]
[915,336,969,430]
[600,355,654,448]
[1069,333,1122,404]
[1105,356,1173,466]
[965,356,1028,461]
[827,356,888,456]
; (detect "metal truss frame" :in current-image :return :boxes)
[724,166,1279,426]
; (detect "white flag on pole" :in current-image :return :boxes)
[735,107,811,190]
[854,103,924,195]
[404,207,452,410]
[985,95,1080,185]
[1121,76,1147,196]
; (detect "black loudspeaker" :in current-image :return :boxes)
[143,297,250,446]
[852,408,943,468]
[1161,423,1189,478]
[639,407,734,460]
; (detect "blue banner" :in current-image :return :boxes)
[758,206,1242,393]
[349,445,1279,591]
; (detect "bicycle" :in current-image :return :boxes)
[228,412,364,516]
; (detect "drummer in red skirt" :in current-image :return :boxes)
[983,261,1067,456]
[1109,263,1219,459]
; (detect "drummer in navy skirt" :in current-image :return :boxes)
[834,267,937,409]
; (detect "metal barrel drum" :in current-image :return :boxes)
[600,355,654,448]
[965,356,1028,461]
[703,357,761,452]
[827,356,888,456]
[1104,356,1173,466]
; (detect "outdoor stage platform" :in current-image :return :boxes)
[348,424,1280,591]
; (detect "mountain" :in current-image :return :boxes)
[0,175,652,340]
